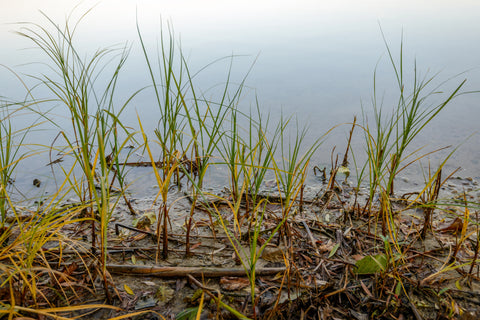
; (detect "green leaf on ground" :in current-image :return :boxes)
[354,253,387,274]
[176,307,198,320]
[328,243,341,258]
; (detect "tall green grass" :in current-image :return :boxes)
[361,36,467,240]
[16,12,139,300]
[136,20,257,258]
[0,106,28,226]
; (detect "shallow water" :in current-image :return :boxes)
[1,0,479,200]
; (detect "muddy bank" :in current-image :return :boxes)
[3,175,477,319]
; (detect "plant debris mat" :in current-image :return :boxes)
[2,180,480,320]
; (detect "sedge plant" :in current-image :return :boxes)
[138,116,182,260]
[17,12,139,299]
[271,116,324,220]
[210,114,326,314]
[361,35,466,243]
[0,161,98,314]
[211,180,278,316]
[238,104,281,233]
[137,22,194,260]
[0,106,32,227]
[137,21,257,256]
[174,51,251,255]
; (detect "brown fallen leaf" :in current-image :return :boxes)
[300,253,313,264]
[190,242,202,250]
[351,254,364,261]
[360,280,373,298]
[437,217,463,234]
[220,277,250,291]
[58,262,78,283]
[132,233,148,241]
[261,245,285,262]
[318,240,335,253]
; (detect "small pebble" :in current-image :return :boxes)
[33,179,41,187]
[400,177,409,183]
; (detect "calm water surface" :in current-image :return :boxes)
[1,0,479,198]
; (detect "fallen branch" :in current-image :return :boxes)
[106,264,286,278]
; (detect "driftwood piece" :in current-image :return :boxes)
[106,264,286,278]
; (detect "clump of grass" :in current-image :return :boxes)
[0,156,114,317]
[360,34,467,240]
[136,21,256,258]
[0,99,43,227]
[136,22,204,260]
[271,116,325,220]
[363,36,466,196]
[206,111,327,314]
[17,11,138,300]
[238,104,279,231]
[0,108,26,226]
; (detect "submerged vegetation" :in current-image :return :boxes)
[1,12,480,320]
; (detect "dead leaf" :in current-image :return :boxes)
[190,242,202,250]
[58,262,78,283]
[220,277,250,291]
[132,233,147,241]
[318,240,335,253]
[352,254,364,261]
[360,280,373,298]
[124,284,134,295]
[300,253,313,264]
[437,217,463,234]
[261,245,285,262]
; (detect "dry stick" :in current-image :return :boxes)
[106,265,286,278]
[468,210,480,278]
[114,223,185,245]
[115,223,156,239]
[388,153,398,196]
[341,116,356,168]
[159,203,168,260]
[452,193,470,262]
[408,295,423,320]
[313,166,327,182]
[301,220,320,256]
[107,157,137,216]
[185,193,197,256]
[421,168,442,239]
[299,184,305,214]
[122,195,137,216]
[328,151,339,192]
[340,117,356,224]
